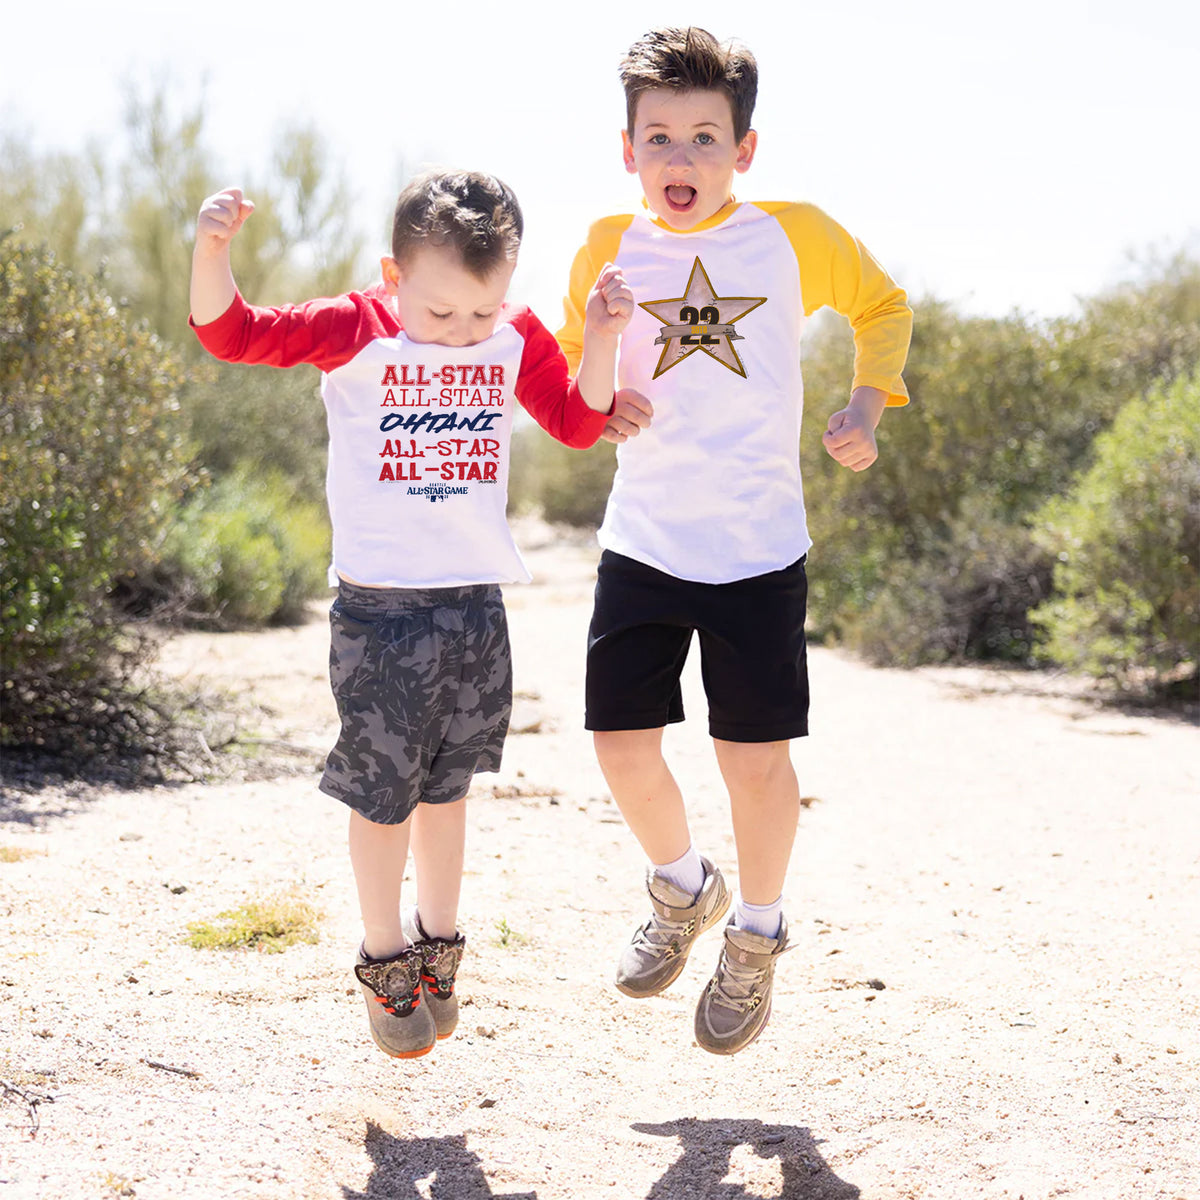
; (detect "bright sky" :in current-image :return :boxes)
[4,0,1197,325]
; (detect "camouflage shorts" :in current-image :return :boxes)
[319,579,512,824]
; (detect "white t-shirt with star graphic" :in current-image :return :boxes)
[558,200,912,584]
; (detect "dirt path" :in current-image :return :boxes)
[2,532,1198,1199]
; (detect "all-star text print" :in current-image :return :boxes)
[379,362,506,408]
[376,363,506,487]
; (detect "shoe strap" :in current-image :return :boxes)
[355,950,423,1012]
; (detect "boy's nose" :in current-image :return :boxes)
[667,146,692,169]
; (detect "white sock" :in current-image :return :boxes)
[652,846,706,898]
[734,895,783,939]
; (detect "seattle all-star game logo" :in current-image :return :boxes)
[639,257,767,380]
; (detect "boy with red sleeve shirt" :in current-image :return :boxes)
[192,169,644,1059]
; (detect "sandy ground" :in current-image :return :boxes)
[2,528,1198,1200]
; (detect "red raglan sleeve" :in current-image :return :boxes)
[510,307,611,449]
[190,291,395,373]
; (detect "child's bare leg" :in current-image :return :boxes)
[713,738,799,907]
[410,795,467,938]
[593,728,691,864]
[348,809,411,960]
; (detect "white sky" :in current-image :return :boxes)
[4,0,1197,324]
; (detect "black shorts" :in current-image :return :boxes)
[585,550,809,743]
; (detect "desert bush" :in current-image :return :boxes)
[1,237,191,757]
[509,422,616,527]
[1029,369,1200,689]
[157,468,329,626]
[1,104,360,510]
[801,301,1057,661]
[845,497,1053,666]
[801,253,1200,664]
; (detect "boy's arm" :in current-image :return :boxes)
[513,264,647,449]
[191,188,254,326]
[788,204,912,407]
[557,217,650,442]
[767,202,912,471]
[575,264,654,438]
[190,187,388,371]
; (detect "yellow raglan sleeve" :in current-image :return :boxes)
[761,202,912,406]
[556,215,635,374]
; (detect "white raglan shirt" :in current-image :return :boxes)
[559,201,911,584]
[194,290,609,588]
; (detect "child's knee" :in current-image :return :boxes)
[593,727,665,776]
[714,738,794,794]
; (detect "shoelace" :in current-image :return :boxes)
[635,910,696,957]
[708,951,767,1013]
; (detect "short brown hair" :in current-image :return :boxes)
[619,27,758,142]
[391,169,523,280]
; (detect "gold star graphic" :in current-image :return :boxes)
[639,257,767,379]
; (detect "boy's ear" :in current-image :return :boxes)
[735,129,758,174]
[380,255,402,295]
[621,129,638,174]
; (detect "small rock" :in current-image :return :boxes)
[163,882,188,895]
[119,833,143,842]
[479,1097,498,1108]
[476,1025,496,1039]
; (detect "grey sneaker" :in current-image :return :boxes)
[354,945,437,1059]
[401,909,465,1039]
[694,916,790,1055]
[615,857,730,998]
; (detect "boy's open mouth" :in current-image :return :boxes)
[665,185,697,212]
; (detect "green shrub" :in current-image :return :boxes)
[183,360,330,500]
[839,498,1053,666]
[1029,369,1200,688]
[802,254,1200,664]
[509,423,615,527]
[1,238,191,756]
[157,468,329,627]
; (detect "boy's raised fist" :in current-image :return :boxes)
[196,188,255,248]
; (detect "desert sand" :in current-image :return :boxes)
[2,527,1197,1199]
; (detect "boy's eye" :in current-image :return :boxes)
[649,133,669,145]
[695,133,715,145]
[431,311,452,320]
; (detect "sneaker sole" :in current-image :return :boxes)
[367,1025,436,1059]
[615,888,732,999]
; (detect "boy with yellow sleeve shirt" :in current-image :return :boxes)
[557,26,913,1055]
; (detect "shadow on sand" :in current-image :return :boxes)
[341,1122,537,1199]
[632,1116,860,1199]
[342,1116,859,1199]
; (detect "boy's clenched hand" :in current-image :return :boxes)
[602,389,654,443]
[585,262,635,340]
[822,386,887,471]
[195,188,255,255]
